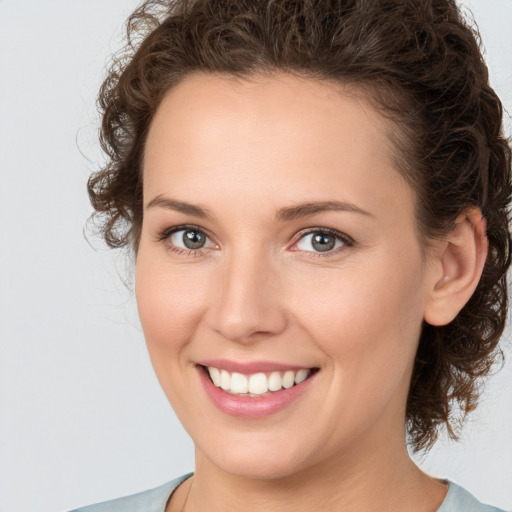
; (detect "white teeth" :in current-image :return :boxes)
[230,372,248,394]
[220,369,231,390]
[249,373,268,394]
[282,371,295,389]
[268,371,282,392]
[206,366,312,396]
[295,369,309,384]
[209,367,221,387]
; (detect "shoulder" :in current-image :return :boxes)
[438,482,508,512]
[67,474,193,512]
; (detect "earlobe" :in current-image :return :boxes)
[423,209,488,326]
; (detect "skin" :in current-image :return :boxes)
[135,72,485,512]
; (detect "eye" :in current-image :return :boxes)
[158,225,217,255]
[170,228,209,249]
[293,229,351,254]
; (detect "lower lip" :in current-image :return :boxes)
[197,366,316,419]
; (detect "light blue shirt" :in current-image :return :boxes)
[68,473,507,512]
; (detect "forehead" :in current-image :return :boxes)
[145,72,394,166]
[143,72,413,224]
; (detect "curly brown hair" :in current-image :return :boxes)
[89,0,512,451]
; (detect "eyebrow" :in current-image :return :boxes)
[145,195,213,219]
[145,195,373,221]
[275,201,373,221]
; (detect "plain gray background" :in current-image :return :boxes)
[0,1,511,511]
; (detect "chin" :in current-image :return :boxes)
[197,432,314,481]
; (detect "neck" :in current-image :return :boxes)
[185,432,447,512]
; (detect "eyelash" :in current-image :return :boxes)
[156,224,354,259]
[293,227,354,259]
[156,224,213,258]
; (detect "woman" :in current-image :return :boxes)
[71,0,511,510]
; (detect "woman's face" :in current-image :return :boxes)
[136,73,437,479]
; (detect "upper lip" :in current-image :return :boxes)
[196,359,315,374]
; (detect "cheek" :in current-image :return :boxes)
[288,249,426,370]
[135,253,208,354]
[134,252,213,416]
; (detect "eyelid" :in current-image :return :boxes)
[290,227,354,254]
[156,224,218,255]
[155,224,353,257]
[156,224,213,241]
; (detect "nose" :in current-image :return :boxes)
[206,248,288,343]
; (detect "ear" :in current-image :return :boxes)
[423,209,488,326]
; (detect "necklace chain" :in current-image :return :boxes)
[181,477,193,511]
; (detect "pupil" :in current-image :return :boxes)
[312,233,335,252]
[183,230,205,249]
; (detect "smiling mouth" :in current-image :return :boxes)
[200,365,319,397]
